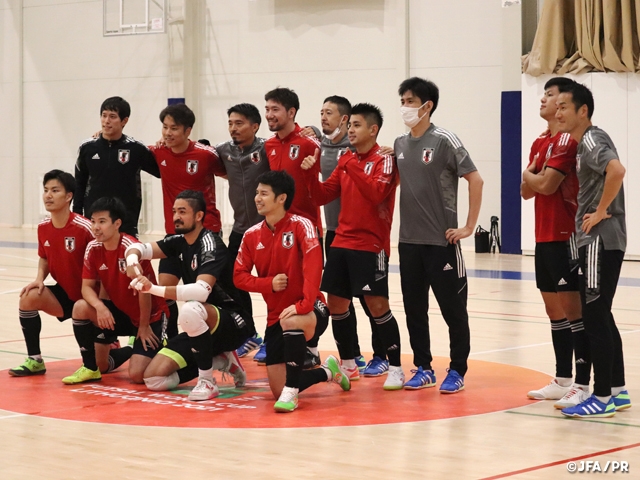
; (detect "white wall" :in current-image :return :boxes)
[3,0,512,245]
[521,72,638,258]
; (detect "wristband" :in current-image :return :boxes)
[148,285,166,298]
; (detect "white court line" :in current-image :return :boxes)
[0,288,23,295]
[0,254,38,262]
[471,328,640,356]
[0,413,27,421]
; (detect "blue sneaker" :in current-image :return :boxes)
[253,342,267,364]
[561,394,616,418]
[236,334,263,358]
[613,390,631,411]
[355,355,366,372]
[404,366,436,390]
[362,357,389,377]
[439,369,464,394]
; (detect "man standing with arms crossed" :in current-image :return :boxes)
[555,81,630,418]
[521,77,591,409]
[394,77,483,393]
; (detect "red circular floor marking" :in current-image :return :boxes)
[0,354,550,428]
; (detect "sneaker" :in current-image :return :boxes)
[613,390,632,411]
[253,342,267,364]
[222,351,246,387]
[440,369,465,394]
[561,394,616,418]
[236,334,263,358]
[355,355,366,372]
[554,387,590,409]
[341,363,360,381]
[362,357,389,377]
[403,366,437,390]
[303,348,321,370]
[527,379,571,400]
[61,365,101,385]
[274,386,299,413]
[188,377,219,401]
[323,355,351,391]
[9,357,46,377]
[383,366,405,391]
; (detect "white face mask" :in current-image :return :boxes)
[400,102,429,128]
[324,117,347,141]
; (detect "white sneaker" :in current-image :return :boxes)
[383,366,405,391]
[222,351,247,387]
[527,379,571,400]
[274,386,299,413]
[554,387,590,409]
[188,377,219,401]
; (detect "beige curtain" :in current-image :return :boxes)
[523,0,640,76]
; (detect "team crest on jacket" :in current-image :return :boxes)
[545,143,553,160]
[364,162,374,175]
[64,237,76,252]
[118,149,130,164]
[282,231,294,249]
[422,148,434,165]
[118,258,127,274]
[289,144,300,160]
[250,151,261,164]
[191,254,198,271]
[187,160,199,175]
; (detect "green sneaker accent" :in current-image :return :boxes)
[613,391,632,411]
[9,357,46,377]
[324,355,351,391]
[274,387,298,413]
[62,366,101,385]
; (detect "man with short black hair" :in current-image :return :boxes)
[126,190,255,401]
[9,170,95,377]
[394,77,483,394]
[235,170,350,412]
[75,96,160,236]
[62,197,169,385]
[555,81,629,418]
[521,77,590,409]
[302,103,404,391]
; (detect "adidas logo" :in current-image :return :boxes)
[576,358,587,364]
[99,264,108,270]
[92,153,100,160]
[270,149,276,156]
[44,240,50,247]
[558,278,567,286]
[398,152,404,159]
[362,285,371,291]
[578,267,583,275]
[286,361,298,367]
[443,263,453,271]
[256,242,265,250]
[161,160,167,166]
[96,333,105,339]
[388,344,399,351]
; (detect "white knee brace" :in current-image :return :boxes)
[144,372,180,391]
[179,301,209,337]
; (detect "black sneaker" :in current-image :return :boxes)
[303,348,321,369]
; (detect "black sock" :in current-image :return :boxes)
[331,311,355,359]
[299,368,328,392]
[19,310,42,357]
[350,302,361,357]
[189,331,215,371]
[166,300,179,339]
[550,318,573,378]
[106,347,133,373]
[570,318,591,385]
[73,319,98,371]
[177,363,199,384]
[373,310,401,367]
[284,329,306,388]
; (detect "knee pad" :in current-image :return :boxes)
[143,372,180,391]
[179,301,209,337]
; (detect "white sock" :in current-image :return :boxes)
[342,359,356,369]
[30,355,43,362]
[308,346,319,356]
[595,394,611,403]
[612,386,626,396]
[198,368,214,381]
[321,366,332,381]
[556,377,572,387]
[574,384,589,392]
